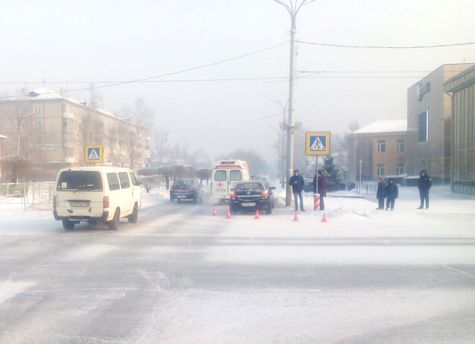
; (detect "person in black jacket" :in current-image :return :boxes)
[312,170,328,210]
[289,169,305,211]
[385,178,398,211]
[376,177,386,210]
[417,170,432,209]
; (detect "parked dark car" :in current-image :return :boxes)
[230,181,275,214]
[170,178,203,202]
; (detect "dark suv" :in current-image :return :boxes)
[170,178,203,203]
[230,181,275,214]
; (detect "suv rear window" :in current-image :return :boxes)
[57,171,103,191]
[235,183,263,191]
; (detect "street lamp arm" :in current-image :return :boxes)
[273,0,292,14]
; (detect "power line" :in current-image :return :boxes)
[64,41,289,94]
[297,40,475,49]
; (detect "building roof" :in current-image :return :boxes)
[0,88,138,126]
[353,120,407,135]
[0,134,7,139]
[445,63,475,92]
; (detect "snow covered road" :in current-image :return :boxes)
[0,189,474,343]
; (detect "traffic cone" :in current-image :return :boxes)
[212,208,217,216]
[293,212,299,222]
[254,209,260,220]
[321,212,328,223]
[226,207,231,219]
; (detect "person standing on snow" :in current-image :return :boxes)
[376,177,386,210]
[417,170,432,209]
[313,169,328,210]
[385,178,398,211]
[289,169,305,211]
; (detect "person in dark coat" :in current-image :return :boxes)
[312,169,328,210]
[376,177,386,210]
[417,170,432,209]
[289,169,305,211]
[385,178,398,211]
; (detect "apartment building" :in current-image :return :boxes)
[0,89,150,181]
[348,120,416,182]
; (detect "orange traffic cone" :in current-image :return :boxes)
[212,208,217,216]
[226,207,231,219]
[293,212,299,222]
[254,209,261,220]
[321,212,328,223]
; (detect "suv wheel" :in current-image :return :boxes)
[107,208,120,230]
[62,219,75,230]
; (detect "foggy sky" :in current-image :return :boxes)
[1,0,474,165]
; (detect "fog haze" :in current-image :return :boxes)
[1,0,474,163]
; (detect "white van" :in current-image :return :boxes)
[211,160,250,202]
[53,166,142,230]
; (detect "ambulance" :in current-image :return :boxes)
[211,160,250,203]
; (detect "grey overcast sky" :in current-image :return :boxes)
[1,0,474,163]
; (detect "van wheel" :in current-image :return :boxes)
[128,203,138,223]
[62,219,75,230]
[107,208,120,230]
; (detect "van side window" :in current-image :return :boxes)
[107,173,121,191]
[215,170,226,181]
[230,170,242,181]
[118,172,130,189]
[129,172,140,186]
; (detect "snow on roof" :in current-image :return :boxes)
[353,120,407,135]
[0,134,7,139]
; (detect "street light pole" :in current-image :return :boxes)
[274,0,315,206]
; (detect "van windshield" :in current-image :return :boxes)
[57,171,103,191]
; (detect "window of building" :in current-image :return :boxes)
[377,139,386,152]
[33,104,41,113]
[33,119,42,129]
[397,163,405,175]
[377,164,385,176]
[397,139,405,152]
[418,110,429,142]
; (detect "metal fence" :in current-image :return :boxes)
[355,181,377,195]
[0,182,55,210]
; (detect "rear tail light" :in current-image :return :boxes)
[230,191,237,199]
[53,196,57,209]
[103,196,109,209]
[260,191,268,198]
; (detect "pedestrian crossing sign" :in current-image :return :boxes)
[305,131,331,156]
[84,144,104,164]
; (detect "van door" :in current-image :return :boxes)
[229,169,243,192]
[213,169,228,199]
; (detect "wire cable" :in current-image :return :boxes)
[297,40,475,49]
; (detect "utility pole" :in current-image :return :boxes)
[274,0,315,206]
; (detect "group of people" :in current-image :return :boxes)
[376,170,432,211]
[289,169,328,212]
[289,168,433,212]
[376,178,399,211]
